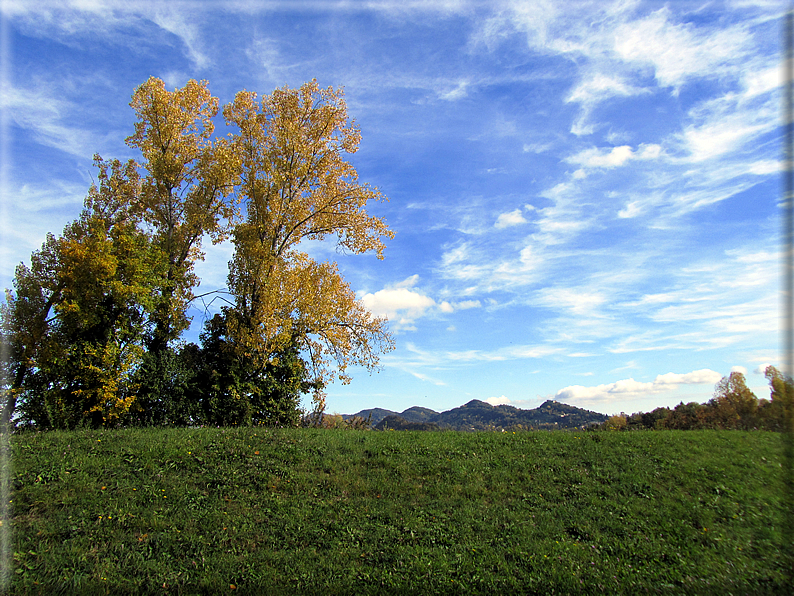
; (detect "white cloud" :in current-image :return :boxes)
[617,201,642,219]
[612,7,752,92]
[731,366,748,376]
[245,37,284,82]
[555,368,722,405]
[361,286,435,324]
[151,9,210,69]
[359,275,483,330]
[535,287,607,317]
[747,160,780,176]
[385,343,564,372]
[566,74,639,106]
[678,116,767,163]
[394,274,420,288]
[438,242,490,282]
[753,363,772,375]
[437,238,544,294]
[160,70,191,90]
[454,299,481,310]
[566,143,662,169]
[531,183,593,247]
[0,85,94,157]
[654,370,724,385]
[523,141,554,153]
[495,209,528,229]
[402,368,447,386]
[742,66,780,100]
[438,301,453,313]
[485,395,511,406]
[608,245,779,353]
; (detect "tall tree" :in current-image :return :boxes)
[2,157,160,429]
[763,366,794,431]
[709,371,759,429]
[222,80,394,415]
[126,77,239,353]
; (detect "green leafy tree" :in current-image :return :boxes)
[626,407,671,430]
[125,345,203,428]
[191,312,316,427]
[761,366,794,431]
[658,402,711,430]
[605,414,628,431]
[2,158,161,429]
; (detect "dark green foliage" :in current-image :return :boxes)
[626,407,671,430]
[192,312,317,428]
[762,366,794,432]
[374,415,440,431]
[659,401,713,430]
[126,346,203,428]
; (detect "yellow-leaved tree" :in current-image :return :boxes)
[126,77,239,352]
[2,77,394,429]
[222,80,395,419]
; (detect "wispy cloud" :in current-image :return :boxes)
[1,84,95,157]
[2,0,782,418]
[612,7,753,92]
[150,8,210,69]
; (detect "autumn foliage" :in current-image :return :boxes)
[598,367,793,432]
[1,77,394,430]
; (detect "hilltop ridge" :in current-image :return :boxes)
[343,399,607,431]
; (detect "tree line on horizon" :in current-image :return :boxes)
[341,369,793,433]
[596,367,794,432]
[1,77,395,433]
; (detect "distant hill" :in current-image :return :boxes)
[343,399,607,431]
[399,406,439,423]
[343,408,401,426]
[373,416,440,431]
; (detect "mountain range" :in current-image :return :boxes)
[342,399,608,431]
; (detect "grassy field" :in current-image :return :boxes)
[3,427,791,594]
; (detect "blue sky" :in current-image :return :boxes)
[0,0,784,417]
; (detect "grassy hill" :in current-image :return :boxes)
[5,427,791,594]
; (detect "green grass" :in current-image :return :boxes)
[4,427,791,594]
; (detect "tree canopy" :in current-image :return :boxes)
[2,77,394,430]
